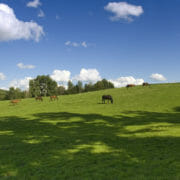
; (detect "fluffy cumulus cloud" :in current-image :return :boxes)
[51,70,71,83]
[65,41,88,48]
[74,68,101,82]
[0,3,44,42]
[0,73,6,80]
[150,73,166,81]
[109,76,144,88]
[9,77,33,90]
[17,63,35,69]
[104,2,143,21]
[27,0,41,8]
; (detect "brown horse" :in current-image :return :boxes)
[10,99,20,105]
[126,84,136,88]
[50,95,58,101]
[142,82,150,86]
[35,96,43,101]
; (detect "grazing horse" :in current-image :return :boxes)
[35,96,43,101]
[126,84,136,88]
[142,82,150,86]
[50,95,58,101]
[10,99,20,105]
[102,95,113,104]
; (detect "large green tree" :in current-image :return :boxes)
[29,75,58,97]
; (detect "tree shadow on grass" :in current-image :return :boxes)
[0,110,179,179]
[174,106,180,112]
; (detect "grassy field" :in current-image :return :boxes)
[0,83,180,180]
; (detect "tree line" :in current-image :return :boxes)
[0,75,114,100]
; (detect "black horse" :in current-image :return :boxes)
[102,95,113,104]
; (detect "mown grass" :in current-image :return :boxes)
[0,83,180,180]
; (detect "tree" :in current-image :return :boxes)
[77,81,83,93]
[56,86,66,95]
[0,89,8,100]
[29,75,57,97]
[29,79,40,97]
[67,80,74,94]
[84,82,95,92]
[94,81,104,90]
[6,87,15,100]
[94,79,114,90]
[6,87,25,100]
[102,79,109,89]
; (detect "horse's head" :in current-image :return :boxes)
[111,98,113,104]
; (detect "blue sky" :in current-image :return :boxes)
[0,0,180,89]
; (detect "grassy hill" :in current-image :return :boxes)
[0,83,180,179]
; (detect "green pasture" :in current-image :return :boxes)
[0,83,180,179]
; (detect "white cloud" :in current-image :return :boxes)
[38,9,45,18]
[0,3,44,42]
[17,63,35,69]
[0,73,6,80]
[51,70,71,83]
[109,76,144,87]
[104,2,143,21]
[27,0,41,8]
[74,68,101,82]
[0,87,8,90]
[81,41,87,48]
[150,73,166,81]
[65,41,88,48]
[72,42,79,47]
[65,41,71,46]
[9,77,33,90]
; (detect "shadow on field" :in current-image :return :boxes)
[174,106,180,112]
[0,110,179,179]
